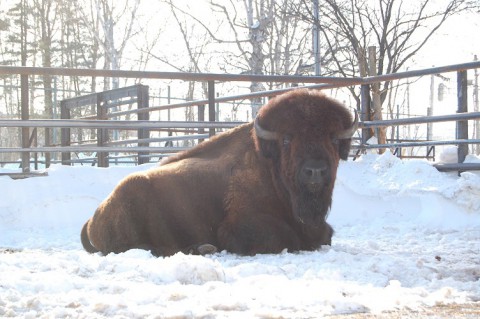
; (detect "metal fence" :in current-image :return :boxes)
[0,61,479,177]
[59,84,150,167]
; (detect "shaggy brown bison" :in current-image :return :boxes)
[81,89,358,256]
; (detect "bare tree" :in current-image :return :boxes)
[162,0,311,117]
[294,0,473,146]
[32,0,58,164]
[74,0,141,90]
[168,0,212,146]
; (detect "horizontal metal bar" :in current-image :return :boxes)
[352,139,480,149]
[0,119,245,129]
[5,62,476,117]
[104,97,138,109]
[4,139,479,154]
[1,62,478,89]
[62,85,143,109]
[113,83,340,116]
[433,163,480,172]
[360,112,480,128]
[3,111,478,132]
[0,146,189,153]
[90,62,480,116]
[87,64,480,116]
[62,95,98,109]
[0,66,361,85]
[105,134,209,146]
[363,61,480,85]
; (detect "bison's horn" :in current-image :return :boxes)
[335,109,359,140]
[254,117,278,140]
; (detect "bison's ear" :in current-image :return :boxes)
[338,139,352,160]
[257,138,280,159]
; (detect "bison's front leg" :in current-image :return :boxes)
[217,213,302,255]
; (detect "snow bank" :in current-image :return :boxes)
[0,152,479,318]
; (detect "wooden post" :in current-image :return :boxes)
[137,84,150,165]
[474,55,479,155]
[20,74,30,172]
[20,0,29,172]
[457,70,468,164]
[60,100,71,165]
[198,104,205,143]
[360,84,372,145]
[208,81,215,137]
[428,72,434,140]
[96,94,108,167]
[29,128,38,170]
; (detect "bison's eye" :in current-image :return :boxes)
[282,135,292,147]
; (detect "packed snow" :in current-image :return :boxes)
[0,150,479,318]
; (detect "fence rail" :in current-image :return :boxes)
[1,61,479,84]
[1,61,479,177]
[0,119,244,129]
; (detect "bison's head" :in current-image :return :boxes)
[253,89,358,226]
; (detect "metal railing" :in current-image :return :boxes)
[0,61,479,176]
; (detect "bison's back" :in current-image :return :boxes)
[85,155,235,255]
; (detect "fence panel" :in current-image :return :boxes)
[0,62,479,177]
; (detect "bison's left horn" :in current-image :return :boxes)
[335,110,359,140]
[254,117,278,140]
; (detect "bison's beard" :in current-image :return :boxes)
[291,187,332,225]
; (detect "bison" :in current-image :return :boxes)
[81,89,358,256]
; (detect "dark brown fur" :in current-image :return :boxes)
[81,89,354,256]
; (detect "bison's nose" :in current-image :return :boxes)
[300,159,329,185]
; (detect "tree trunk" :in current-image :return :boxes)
[38,0,54,166]
[368,46,386,153]
[245,0,270,118]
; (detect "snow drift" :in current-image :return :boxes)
[0,151,479,318]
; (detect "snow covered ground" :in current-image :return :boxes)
[0,150,479,318]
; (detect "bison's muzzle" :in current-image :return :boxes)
[299,159,330,190]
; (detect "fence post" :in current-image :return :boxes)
[208,81,215,137]
[457,70,469,163]
[97,94,108,167]
[20,74,30,172]
[137,84,150,165]
[30,128,38,170]
[360,84,372,145]
[198,104,205,143]
[60,100,71,165]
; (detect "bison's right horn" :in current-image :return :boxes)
[335,109,359,140]
[254,117,278,140]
